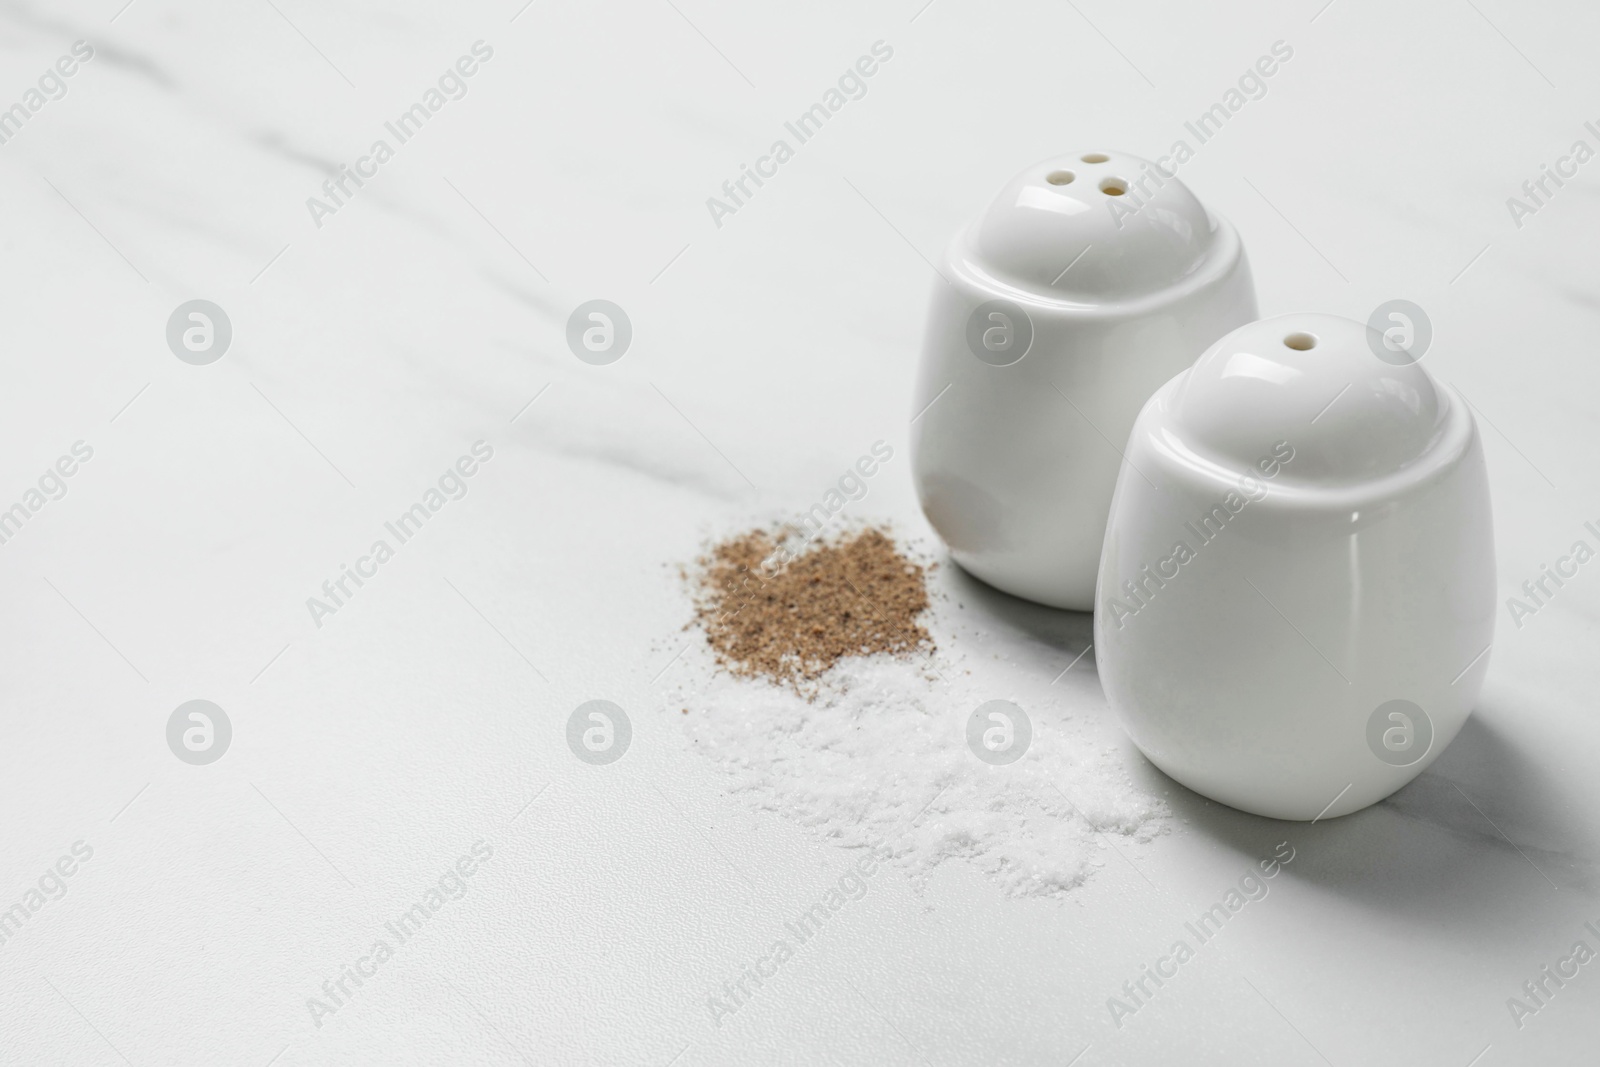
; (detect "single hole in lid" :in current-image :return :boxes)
[1081,153,1109,163]
[1099,177,1128,196]
[1046,170,1076,185]
[1283,332,1317,351]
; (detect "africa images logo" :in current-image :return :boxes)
[1103,441,1295,628]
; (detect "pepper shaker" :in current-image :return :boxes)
[911,150,1257,610]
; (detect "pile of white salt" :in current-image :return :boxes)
[671,526,1169,899]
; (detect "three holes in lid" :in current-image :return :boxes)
[1050,154,1127,197]
[1283,332,1317,351]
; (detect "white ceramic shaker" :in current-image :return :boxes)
[1095,313,1496,820]
[910,150,1257,610]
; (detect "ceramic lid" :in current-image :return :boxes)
[961,150,1224,302]
[1162,313,1460,490]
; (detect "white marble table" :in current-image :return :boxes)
[1,0,1596,1063]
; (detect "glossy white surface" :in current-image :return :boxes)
[2,1,1599,1064]
[970,151,1224,301]
[911,152,1257,610]
[1095,314,1496,819]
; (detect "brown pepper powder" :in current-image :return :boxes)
[692,526,933,691]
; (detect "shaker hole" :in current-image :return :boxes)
[1081,153,1109,163]
[1099,177,1128,196]
[1283,332,1317,351]
[1046,170,1076,185]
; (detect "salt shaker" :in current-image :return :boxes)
[910,150,1257,610]
[1095,313,1496,820]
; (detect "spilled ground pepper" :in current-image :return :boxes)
[691,526,933,692]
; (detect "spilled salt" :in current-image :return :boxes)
[669,595,1169,898]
